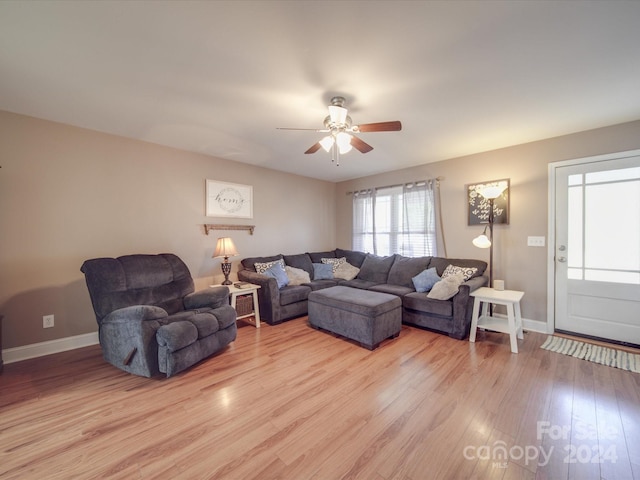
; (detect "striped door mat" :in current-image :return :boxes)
[541,336,640,373]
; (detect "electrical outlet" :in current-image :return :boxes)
[527,236,546,247]
[43,314,54,328]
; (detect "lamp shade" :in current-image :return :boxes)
[336,132,352,154]
[472,234,492,248]
[213,237,239,258]
[319,135,334,152]
[479,184,507,200]
[472,226,492,248]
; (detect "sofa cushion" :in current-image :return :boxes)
[285,266,311,286]
[428,273,465,300]
[313,263,334,280]
[283,253,314,278]
[188,312,221,337]
[403,292,453,317]
[428,257,486,278]
[442,264,478,282]
[263,263,289,288]
[339,278,381,290]
[308,250,336,263]
[304,279,340,291]
[279,285,311,306]
[387,255,431,287]
[357,254,396,284]
[412,267,441,293]
[369,284,415,297]
[334,262,360,280]
[335,248,367,268]
[242,254,284,272]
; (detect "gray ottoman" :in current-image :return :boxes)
[308,286,402,350]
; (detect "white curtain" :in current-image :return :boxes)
[352,179,443,257]
[352,189,375,253]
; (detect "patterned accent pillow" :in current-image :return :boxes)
[441,264,478,282]
[285,266,311,286]
[334,262,360,281]
[254,259,286,274]
[321,256,347,273]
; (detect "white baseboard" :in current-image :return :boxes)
[3,331,99,364]
[523,318,549,334]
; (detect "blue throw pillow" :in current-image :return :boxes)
[313,263,334,280]
[264,263,289,288]
[412,267,441,293]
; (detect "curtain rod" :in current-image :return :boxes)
[345,176,443,196]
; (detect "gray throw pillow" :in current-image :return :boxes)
[412,267,441,293]
[263,263,289,288]
[313,263,334,280]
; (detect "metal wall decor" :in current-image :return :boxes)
[467,178,510,225]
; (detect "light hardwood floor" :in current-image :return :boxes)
[1,317,639,480]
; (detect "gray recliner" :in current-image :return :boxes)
[81,253,237,377]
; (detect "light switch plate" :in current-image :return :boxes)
[527,236,545,247]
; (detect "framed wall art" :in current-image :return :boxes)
[206,180,253,219]
[467,178,509,225]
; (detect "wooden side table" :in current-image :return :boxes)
[212,283,262,328]
[469,287,524,353]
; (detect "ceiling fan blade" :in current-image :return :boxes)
[304,142,322,154]
[350,135,374,154]
[354,121,402,132]
[277,127,330,132]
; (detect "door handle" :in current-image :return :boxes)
[558,256,567,263]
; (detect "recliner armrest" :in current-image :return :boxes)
[184,287,229,310]
[102,305,168,325]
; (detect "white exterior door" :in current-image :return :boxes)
[553,151,640,345]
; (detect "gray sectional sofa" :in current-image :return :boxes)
[237,248,487,340]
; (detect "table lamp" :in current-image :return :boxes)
[213,237,239,285]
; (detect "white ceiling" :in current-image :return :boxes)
[1,1,640,182]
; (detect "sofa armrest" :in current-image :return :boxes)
[184,287,229,310]
[237,269,281,324]
[448,275,488,339]
[464,275,488,293]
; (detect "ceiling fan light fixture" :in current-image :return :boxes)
[336,132,352,154]
[328,105,348,124]
[319,135,334,152]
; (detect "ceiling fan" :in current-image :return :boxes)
[277,96,402,165]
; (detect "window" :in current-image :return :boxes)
[353,180,437,257]
[567,166,640,284]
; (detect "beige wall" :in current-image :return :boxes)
[0,111,336,349]
[336,120,640,325]
[3,108,640,351]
